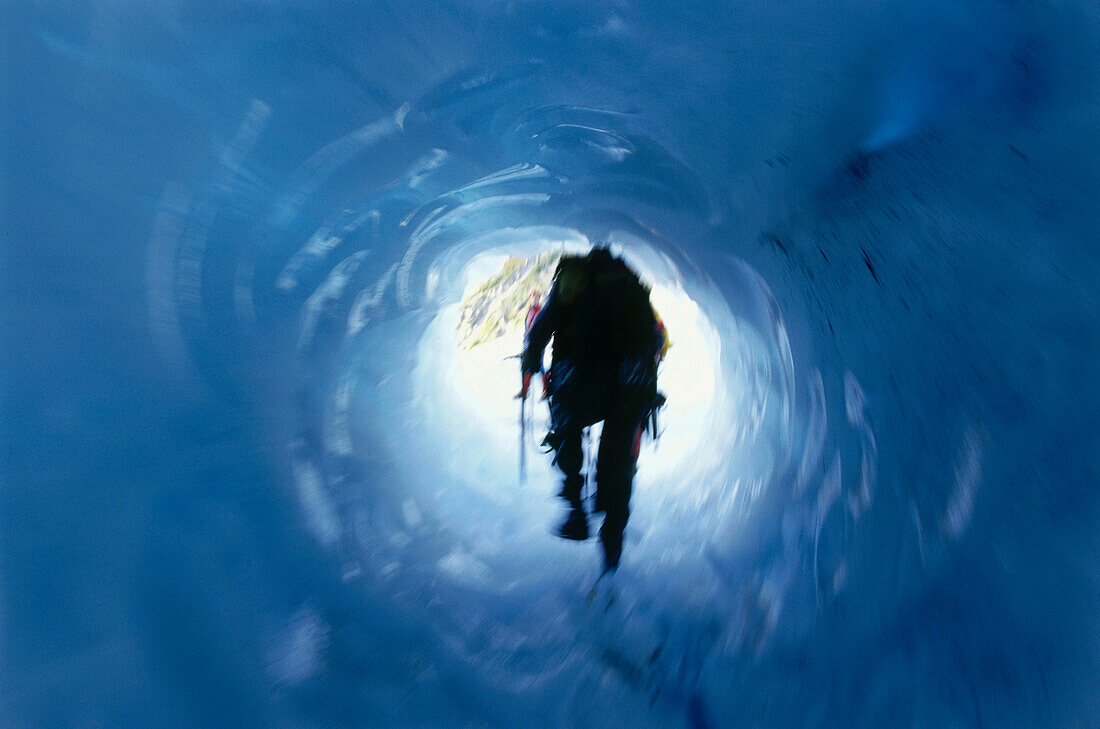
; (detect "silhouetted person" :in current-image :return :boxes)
[519,248,666,570]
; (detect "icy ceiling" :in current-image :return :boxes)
[6,1,1099,728]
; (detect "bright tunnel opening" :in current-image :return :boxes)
[417,241,729,550]
[330,227,798,628]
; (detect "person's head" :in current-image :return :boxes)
[586,245,614,270]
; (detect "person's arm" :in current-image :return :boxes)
[651,306,670,362]
[519,292,558,396]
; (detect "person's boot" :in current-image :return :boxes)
[556,505,589,541]
[600,523,623,570]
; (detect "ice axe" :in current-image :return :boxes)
[519,393,527,484]
[517,372,532,484]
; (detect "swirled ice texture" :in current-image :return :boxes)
[6,1,1099,727]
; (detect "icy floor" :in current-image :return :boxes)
[332,259,766,724]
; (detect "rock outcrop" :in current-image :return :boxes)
[456,253,559,350]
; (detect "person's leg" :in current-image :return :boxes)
[554,428,584,506]
[595,412,642,568]
[552,427,588,540]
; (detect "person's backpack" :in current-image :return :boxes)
[569,249,659,377]
[546,248,665,427]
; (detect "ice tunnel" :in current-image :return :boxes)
[5,1,1099,728]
